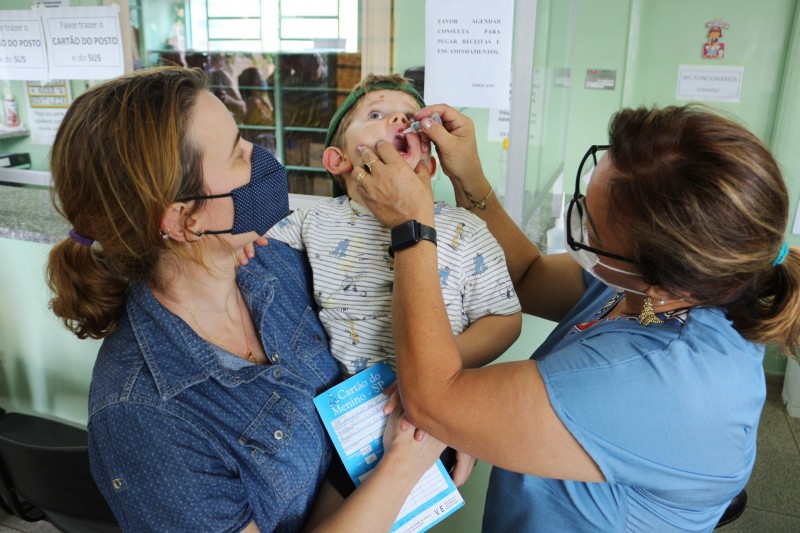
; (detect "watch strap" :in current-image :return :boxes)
[389,220,437,257]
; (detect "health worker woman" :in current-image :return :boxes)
[355,103,800,532]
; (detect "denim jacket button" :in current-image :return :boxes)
[274,429,284,440]
[271,353,280,363]
[273,368,282,378]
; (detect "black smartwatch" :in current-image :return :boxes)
[389,220,437,257]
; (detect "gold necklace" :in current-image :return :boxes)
[183,295,259,364]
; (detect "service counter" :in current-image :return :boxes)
[0,174,352,426]
[0,183,65,245]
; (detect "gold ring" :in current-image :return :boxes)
[355,170,368,187]
[364,158,379,173]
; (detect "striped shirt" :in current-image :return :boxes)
[267,195,521,376]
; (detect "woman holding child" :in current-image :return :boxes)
[357,103,800,531]
[46,66,444,532]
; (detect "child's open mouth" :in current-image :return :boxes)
[392,133,410,156]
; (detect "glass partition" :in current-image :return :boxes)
[140,0,362,197]
[519,0,576,250]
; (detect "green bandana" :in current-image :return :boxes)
[324,79,424,196]
[324,80,425,149]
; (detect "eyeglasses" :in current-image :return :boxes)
[565,144,636,264]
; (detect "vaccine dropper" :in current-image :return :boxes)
[402,112,443,134]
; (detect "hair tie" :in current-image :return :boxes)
[772,242,789,266]
[68,229,95,247]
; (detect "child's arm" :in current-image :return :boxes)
[237,208,308,265]
[452,216,522,368]
[454,312,522,368]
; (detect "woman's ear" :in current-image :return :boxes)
[161,202,197,243]
[322,146,353,176]
[647,285,693,305]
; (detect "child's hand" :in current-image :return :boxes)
[449,450,479,487]
[237,236,269,266]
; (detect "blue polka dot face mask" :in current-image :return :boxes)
[178,144,289,236]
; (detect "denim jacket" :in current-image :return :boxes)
[88,241,340,532]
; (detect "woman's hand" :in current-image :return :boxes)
[413,105,486,189]
[383,384,425,440]
[382,405,446,477]
[355,143,434,229]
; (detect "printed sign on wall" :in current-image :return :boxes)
[424,0,515,109]
[0,10,48,80]
[40,5,123,80]
[676,65,743,102]
[25,79,70,144]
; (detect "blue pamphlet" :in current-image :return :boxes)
[314,362,464,532]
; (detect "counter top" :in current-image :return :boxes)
[0,179,325,246]
[0,184,67,244]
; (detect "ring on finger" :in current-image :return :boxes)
[355,170,368,187]
[364,158,379,173]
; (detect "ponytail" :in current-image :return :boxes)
[47,239,128,339]
[729,247,800,359]
[46,66,207,340]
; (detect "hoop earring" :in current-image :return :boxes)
[638,297,664,327]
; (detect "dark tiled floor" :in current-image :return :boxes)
[1,387,798,532]
[0,514,55,533]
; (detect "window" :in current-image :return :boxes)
[189,0,359,53]
[141,1,364,198]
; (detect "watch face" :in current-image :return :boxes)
[391,220,418,250]
[389,221,436,257]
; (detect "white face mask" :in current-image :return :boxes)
[567,245,648,295]
[566,206,648,295]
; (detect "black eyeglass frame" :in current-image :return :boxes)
[565,144,636,264]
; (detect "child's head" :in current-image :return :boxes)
[323,73,436,197]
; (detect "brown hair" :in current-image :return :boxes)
[606,105,800,357]
[47,67,208,339]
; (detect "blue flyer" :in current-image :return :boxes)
[314,362,464,532]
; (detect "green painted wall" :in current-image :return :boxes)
[0,237,101,425]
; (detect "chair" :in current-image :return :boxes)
[715,489,747,529]
[0,409,121,532]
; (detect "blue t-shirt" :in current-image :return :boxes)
[483,276,765,532]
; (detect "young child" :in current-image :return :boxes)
[267,73,522,377]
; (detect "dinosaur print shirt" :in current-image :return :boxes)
[267,196,521,376]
